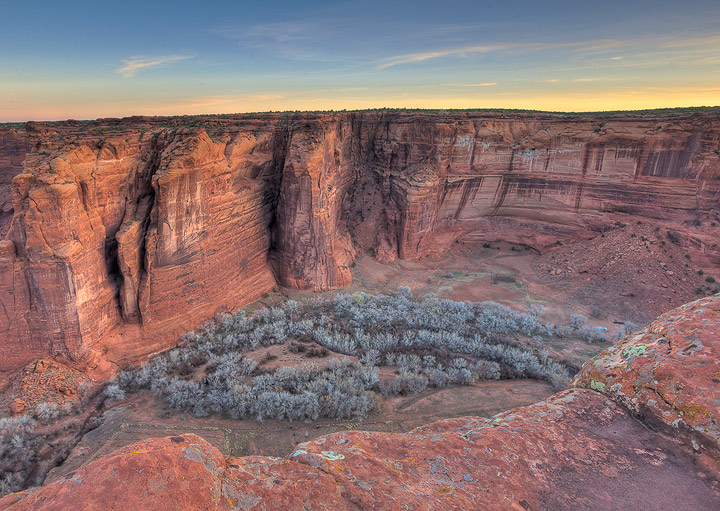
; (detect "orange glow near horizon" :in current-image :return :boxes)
[3,88,720,123]
[2,2,720,122]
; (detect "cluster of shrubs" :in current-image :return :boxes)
[109,289,621,422]
[114,358,378,421]
[0,409,87,497]
[0,382,102,497]
[0,416,38,496]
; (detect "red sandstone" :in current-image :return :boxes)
[1,111,719,372]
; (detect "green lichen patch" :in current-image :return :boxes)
[622,345,647,358]
[590,380,606,393]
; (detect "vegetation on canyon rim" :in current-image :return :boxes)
[108,289,623,423]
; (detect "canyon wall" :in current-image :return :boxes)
[1,111,719,371]
[0,128,26,237]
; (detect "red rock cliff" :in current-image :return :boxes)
[0,128,26,238]
[1,111,719,371]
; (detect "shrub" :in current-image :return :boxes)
[473,360,501,380]
[360,350,380,366]
[623,322,639,335]
[397,286,412,298]
[386,371,428,395]
[105,383,126,402]
[527,304,544,317]
[0,416,38,496]
[306,346,328,357]
[116,288,578,422]
[569,314,587,330]
[34,403,60,423]
[589,305,605,319]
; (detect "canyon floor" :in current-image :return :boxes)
[49,380,554,483]
[30,222,717,481]
[4,292,720,511]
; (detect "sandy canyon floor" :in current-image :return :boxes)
[33,221,717,479]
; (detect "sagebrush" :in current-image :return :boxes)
[114,290,610,421]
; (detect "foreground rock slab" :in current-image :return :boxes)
[575,294,720,456]
[2,389,718,510]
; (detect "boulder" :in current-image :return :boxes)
[574,294,720,456]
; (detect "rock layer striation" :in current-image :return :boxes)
[1,111,719,370]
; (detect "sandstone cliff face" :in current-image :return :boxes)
[2,295,719,510]
[1,112,719,370]
[274,117,355,290]
[0,128,26,238]
[352,113,720,260]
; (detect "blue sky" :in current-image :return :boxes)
[1,0,719,120]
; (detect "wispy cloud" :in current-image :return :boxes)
[376,44,514,69]
[115,55,193,78]
[374,40,613,70]
[246,94,285,101]
[218,21,313,46]
[219,17,523,70]
[212,21,350,63]
[445,82,497,87]
[623,86,720,95]
[331,87,368,92]
[173,95,238,109]
[172,93,285,109]
[374,33,720,71]
[541,78,609,84]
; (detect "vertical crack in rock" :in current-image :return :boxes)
[490,176,511,217]
[468,121,479,171]
[574,144,590,212]
[454,179,478,220]
[113,133,165,323]
[0,128,27,238]
[633,143,647,182]
[267,121,293,262]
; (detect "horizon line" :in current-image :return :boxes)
[2,105,720,124]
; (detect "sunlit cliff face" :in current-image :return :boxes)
[1,110,719,371]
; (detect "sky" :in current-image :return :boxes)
[1,0,720,121]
